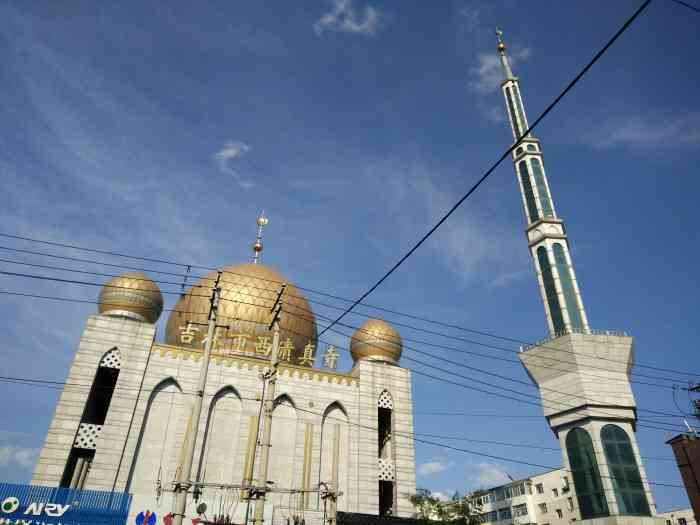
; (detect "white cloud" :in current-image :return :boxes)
[431,491,452,502]
[459,6,481,33]
[470,462,512,488]
[468,47,532,95]
[580,112,700,149]
[418,459,454,476]
[0,447,39,469]
[213,141,254,189]
[314,0,383,37]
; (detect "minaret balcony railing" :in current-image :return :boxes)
[520,328,630,352]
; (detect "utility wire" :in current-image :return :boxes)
[2,236,698,380]
[317,0,653,338]
[669,0,700,14]
[0,280,687,430]
[0,375,677,463]
[0,257,688,389]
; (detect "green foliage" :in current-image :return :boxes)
[409,488,481,525]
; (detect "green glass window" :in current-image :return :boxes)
[601,425,651,516]
[553,244,584,331]
[566,428,609,520]
[505,87,522,137]
[518,161,539,223]
[530,158,554,218]
[512,85,528,134]
[537,246,565,333]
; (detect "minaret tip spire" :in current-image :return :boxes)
[496,27,514,80]
[252,210,268,264]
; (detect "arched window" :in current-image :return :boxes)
[553,244,584,331]
[530,158,554,218]
[505,87,522,137]
[601,425,651,516]
[519,161,539,223]
[537,247,565,333]
[566,428,609,520]
[61,348,122,489]
[320,402,349,512]
[198,387,242,484]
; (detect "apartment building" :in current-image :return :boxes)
[473,468,579,525]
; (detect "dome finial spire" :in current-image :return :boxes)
[496,27,514,80]
[252,210,268,264]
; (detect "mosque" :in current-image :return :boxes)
[27,27,671,525]
[29,227,417,524]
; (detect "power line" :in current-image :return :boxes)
[1,259,689,390]
[317,0,653,337]
[0,375,678,464]
[2,238,699,381]
[0,284,687,432]
[669,0,700,14]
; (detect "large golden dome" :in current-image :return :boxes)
[350,319,402,365]
[98,272,164,324]
[165,264,318,366]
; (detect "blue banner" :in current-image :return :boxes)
[0,482,131,525]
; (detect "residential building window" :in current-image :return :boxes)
[519,161,539,223]
[678,519,687,525]
[536,483,544,494]
[566,427,610,520]
[553,243,584,331]
[513,504,528,517]
[552,488,558,498]
[567,498,574,511]
[499,508,512,521]
[530,158,554,218]
[601,424,651,516]
[537,246,565,333]
[556,509,563,519]
[538,503,548,514]
[495,488,506,501]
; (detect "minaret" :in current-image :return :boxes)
[497,31,661,522]
[496,28,589,337]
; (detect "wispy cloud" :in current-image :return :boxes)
[470,462,512,488]
[459,6,481,33]
[0,447,39,469]
[468,47,532,95]
[314,0,383,37]
[418,459,454,476]
[213,141,254,189]
[579,113,700,149]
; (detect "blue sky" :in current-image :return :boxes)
[1,0,699,513]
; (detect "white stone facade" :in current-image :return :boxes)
[32,314,416,523]
[659,508,696,525]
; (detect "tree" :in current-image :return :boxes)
[409,489,481,525]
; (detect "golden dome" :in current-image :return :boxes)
[98,272,164,324]
[164,264,318,366]
[350,319,402,365]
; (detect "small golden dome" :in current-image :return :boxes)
[98,272,164,324]
[350,319,402,365]
[164,263,318,366]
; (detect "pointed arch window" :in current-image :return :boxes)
[601,425,651,516]
[566,428,609,520]
[519,161,539,223]
[537,246,565,334]
[61,347,122,489]
[553,244,584,331]
[530,158,554,218]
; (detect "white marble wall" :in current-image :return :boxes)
[32,314,417,523]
